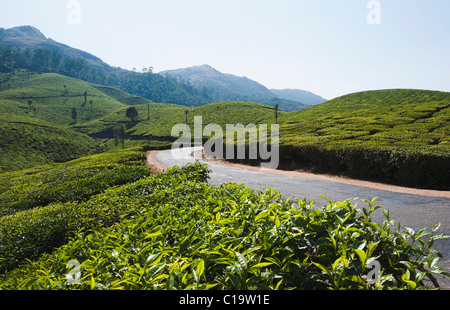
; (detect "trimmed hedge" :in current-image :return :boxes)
[0,161,210,274]
[278,144,450,190]
[1,173,449,290]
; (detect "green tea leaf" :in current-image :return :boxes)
[252,262,274,269]
[255,210,270,222]
[355,249,367,267]
[196,259,205,279]
[146,253,162,266]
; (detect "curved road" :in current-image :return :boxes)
[154,147,450,288]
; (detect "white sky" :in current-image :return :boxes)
[1,0,450,99]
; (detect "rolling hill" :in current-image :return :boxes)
[276,89,450,189]
[0,114,97,173]
[1,26,327,111]
[0,70,149,172]
[72,100,281,145]
[0,26,208,107]
[0,25,449,188]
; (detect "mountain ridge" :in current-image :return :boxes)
[0,25,113,73]
[159,64,316,111]
[271,88,327,106]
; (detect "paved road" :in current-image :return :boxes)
[155,147,450,288]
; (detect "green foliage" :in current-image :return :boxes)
[73,101,280,142]
[1,162,448,290]
[126,106,138,121]
[0,72,125,126]
[277,90,450,189]
[0,115,98,173]
[0,159,209,274]
[0,148,151,216]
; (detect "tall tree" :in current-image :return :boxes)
[51,50,62,71]
[114,125,126,149]
[71,107,77,123]
[126,106,139,122]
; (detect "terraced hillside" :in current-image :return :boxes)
[0,71,150,172]
[0,71,127,125]
[277,89,450,189]
[0,114,97,173]
[74,101,279,135]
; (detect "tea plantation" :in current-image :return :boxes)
[0,148,449,290]
[276,89,450,190]
[1,71,450,290]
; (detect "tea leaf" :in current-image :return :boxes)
[255,210,270,222]
[196,260,205,279]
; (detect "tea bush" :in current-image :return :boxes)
[276,90,450,190]
[0,160,210,274]
[277,143,450,190]
[1,163,448,290]
[0,148,151,216]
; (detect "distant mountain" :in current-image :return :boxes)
[271,89,327,106]
[0,25,114,73]
[159,65,310,112]
[160,65,274,98]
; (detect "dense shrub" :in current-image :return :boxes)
[1,163,448,290]
[0,161,210,274]
[0,148,151,216]
[277,144,450,190]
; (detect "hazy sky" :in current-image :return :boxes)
[1,0,449,99]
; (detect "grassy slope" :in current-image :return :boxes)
[73,100,281,139]
[280,89,450,152]
[274,89,450,189]
[0,71,126,126]
[0,114,98,173]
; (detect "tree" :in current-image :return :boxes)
[126,106,139,122]
[23,48,31,66]
[71,107,77,123]
[51,50,62,71]
[274,104,279,123]
[185,110,189,124]
[27,100,33,114]
[114,125,126,149]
